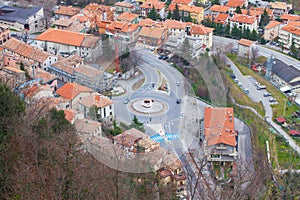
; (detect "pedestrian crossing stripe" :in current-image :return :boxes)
[150,134,165,142]
[165,133,179,141]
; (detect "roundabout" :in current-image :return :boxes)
[128,98,169,116]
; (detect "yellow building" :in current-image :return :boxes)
[168,3,204,24]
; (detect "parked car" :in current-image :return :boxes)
[176,81,181,86]
[162,56,169,60]
[243,88,249,94]
[231,74,236,79]
[176,99,182,104]
[269,97,276,102]
[257,85,266,90]
[237,81,243,87]
[234,78,239,83]
[263,92,271,97]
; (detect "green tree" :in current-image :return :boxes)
[148,7,159,20]
[250,29,258,41]
[236,6,242,14]
[111,120,122,136]
[259,8,270,28]
[173,4,180,21]
[231,24,240,39]
[243,27,251,39]
[211,0,220,5]
[167,10,173,19]
[225,22,231,37]
[130,115,145,132]
[184,12,192,22]
[88,105,99,121]
[165,0,172,8]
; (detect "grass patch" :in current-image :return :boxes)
[227,54,299,119]
[132,78,145,91]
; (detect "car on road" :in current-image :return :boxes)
[124,98,130,104]
[158,55,169,60]
[263,92,271,97]
[269,97,276,102]
[237,81,243,87]
[243,88,249,94]
[257,85,266,90]
[176,99,182,104]
[176,81,181,86]
[231,74,236,79]
[234,78,239,83]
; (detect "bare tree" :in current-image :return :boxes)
[251,45,259,64]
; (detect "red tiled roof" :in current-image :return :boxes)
[264,21,281,29]
[214,13,229,25]
[138,18,156,27]
[140,0,165,10]
[139,26,166,39]
[238,39,254,47]
[164,19,186,29]
[204,107,237,147]
[280,14,300,21]
[275,117,286,124]
[231,14,256,24]
[190,25,213,35]
[117,12,139,23]
[54,5,80,16]
[80,92,113,108]
[64,109,76,122]
[172,0,193,5]
[226,0,244,8]
[289,130,300,136]
[114,1,134,8]
[210,5,230,13]
[56,82,93,100]
[168,3,203,14]
[282,25,300,36]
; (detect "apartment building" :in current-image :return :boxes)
[269,1,292,17]
[140,0,165,19]
[264,21,281,41]
[279,21,300,49]
[230,14,258,32]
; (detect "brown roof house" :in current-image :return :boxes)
[54,5,81,20]
[34,28,102,61]
[137,25,168,50]
[203,107,238,164]
[75,118,102,137]
[238,38,255,58]
[78,92,114,122]
[55,82,93,110]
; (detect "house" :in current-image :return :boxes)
[140,0,165,19]
[264,21,281,41]
[2,38,57,71]
[172,0,194,6]
[54,5,80,20]
[75,118,102,137]
[114,2,135,14]
[289,130,300,137]
[63,109,84,124]
[213,13,229,25]
[279,21,300,49]
[47,55,108,91]
[266,58,300,92]
[241,7,274,22]
[168,4,204,24]
[0,5,45,33]
[0,25,9,45]
[226,0,248,14]
[275,117,286,125]
[104,21,140,45]
[238,38,254,57]
[209,5,230,16]
[116,12,139,24]
[137,25,168,49]
[230,14,258,32]
[203,107,238,164]
[269,2,292,17]
[78,92,114,121]
[164,19,187,37]
[52,18,86,33]
[186,24,214,57]
[55,82,93,109]
[280,14,300,23]
[0,66,26,89]
[113,128,160,154]
[83,3,115,21]
[34,28,102,61]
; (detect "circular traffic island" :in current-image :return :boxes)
[129,98,169,115]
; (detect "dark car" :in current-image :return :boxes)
[162,56,169,60]
[263,92,271,97]
[176,99,182,104]
[158,55,164,59]
[230,74,236,79]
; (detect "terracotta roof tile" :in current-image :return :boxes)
[56,82,93,100]
[75,119,102,134]
[264,20,281,29]
[280,14,300,21]
[282,25,300,36]
[164,19,186,29]
[190,24,213,35]
[140,0,165,10]
[3,66,24,73]
[238,38,254,47]
[113,128,148,148]
[64,109,76,122]
[79,92,113,108]
[138,18,156,27]
[210,5,230,13]
[214,13,229,24]
[172,0,193,5]
[2,38,52,63]
[226,0,244,8]
[139,26,166,39]
[54,5,80,17]
[117,12,139,23]
[204,107,237,147]
[114,1,134,8]
[231,14,256,24]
